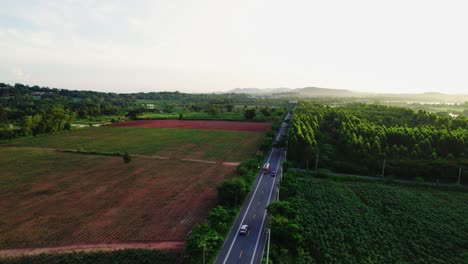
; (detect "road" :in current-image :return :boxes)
[215,114,290,264]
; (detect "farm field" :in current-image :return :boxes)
[139,111,246,121]
[271,171,468,263]
[110,119,271,132]
[0,147,236,249]
[3,125,266,162]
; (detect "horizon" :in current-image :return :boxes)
[1,1,467,94]
[3,82,468,96]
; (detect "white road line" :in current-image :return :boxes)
[250,153,282,264]
[220,149,275,264]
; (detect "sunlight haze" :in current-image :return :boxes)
[1,0,467,94]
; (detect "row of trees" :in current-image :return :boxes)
[288,102,468,182]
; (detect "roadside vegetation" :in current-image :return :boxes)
[267,170,468,263]
[185,120,281,263]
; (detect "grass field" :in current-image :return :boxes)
[140,111,248,121]
[3,126,265,161]
[273,171,468,263]
[0,147,236,248]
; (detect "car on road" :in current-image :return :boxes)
[239,224,249,235]
[271,170,277,177]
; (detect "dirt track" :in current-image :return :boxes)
[0,241,184,257]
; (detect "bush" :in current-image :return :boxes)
[122,152,132,164]
[316,169,330,178]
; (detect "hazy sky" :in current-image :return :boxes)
[1,0,467,94]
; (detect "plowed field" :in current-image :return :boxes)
[110,120,271,132]
[0,148,235,249]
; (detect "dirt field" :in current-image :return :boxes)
[110,119,271,132]
[0,148,236,250]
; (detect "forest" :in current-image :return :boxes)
[288,102,468,183]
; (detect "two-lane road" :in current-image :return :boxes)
[216,115,289,264]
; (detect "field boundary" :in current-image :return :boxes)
[0,146,242,165]
[0,241,184,257]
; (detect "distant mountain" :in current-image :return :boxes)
[227,87,367,97]
[226,87,468,102]
[227,88,292,94]
[297,87,368,97]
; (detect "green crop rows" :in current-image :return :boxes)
[268,171,468,263]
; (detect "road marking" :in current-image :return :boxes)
[239,250,243,258]
[250,155,282,264]
[220,149,275,264]
[253,214,256,219]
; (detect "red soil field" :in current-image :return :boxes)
[109,120,271,132]
[0,149,236,252]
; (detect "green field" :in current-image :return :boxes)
[139,111,271,122]
[140,111,244,121]
[270,171,468,263]
[3,126,265,161]
[73,115,127,125]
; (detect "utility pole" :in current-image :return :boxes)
[266,228,271,264]
[381,158,386,178]
[315,152,319,171]
[203,243,206,264]
[276,185,279,201]
[235,190,238,208]
[458,166,462,185]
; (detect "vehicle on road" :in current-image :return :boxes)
[271,170,277,177]
[262,163,270,173]
[239,224,249,235]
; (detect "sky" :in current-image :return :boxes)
[0,0,467,94]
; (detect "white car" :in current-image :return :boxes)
[239,224,249,235]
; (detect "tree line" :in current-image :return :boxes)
[0,82,289,140]
[288,102,468,183]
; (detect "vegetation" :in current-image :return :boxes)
[122,152,132,163]
[3,126,265,161]
[0,82,289,140]
[186,158,262,263]
[288,102,468,183]
[0,249,184,264]
[184,115,282,263]
[267,170,468,263]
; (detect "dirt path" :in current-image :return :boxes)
[0,241,184,257]
[0,146,241,166]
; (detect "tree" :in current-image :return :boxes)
[260,107,271,117]
[244,109,256,120]
[122,152,132,163]
[208,206,233,233]
[217,178,247,207]
[126,108,144,120]
[186,223,223,263]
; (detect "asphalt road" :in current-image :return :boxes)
[215,115,289,264]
